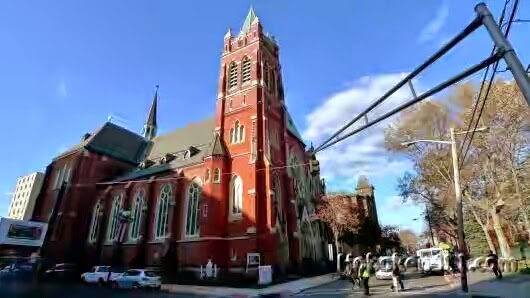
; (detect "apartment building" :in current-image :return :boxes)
[8,172,45,220]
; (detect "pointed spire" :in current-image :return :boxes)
[224,28,232,39]
[142,85,158,140]
[240,6,259,36]
[205,132,228,157]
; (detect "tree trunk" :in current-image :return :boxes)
[512,166,530,230]
[490,210,511,257]
[334,230,340,272]
[470,206,497,253]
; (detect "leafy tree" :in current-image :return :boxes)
[399,229,419,254]
[379,224,401,253]
[384,80,529,257]
[315,193,362,254]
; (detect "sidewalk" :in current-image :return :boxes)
[161,273,336,297]
[409,273,530,297]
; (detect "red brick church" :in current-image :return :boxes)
[32,8,330,275]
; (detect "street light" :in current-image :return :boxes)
[401,126,488,293]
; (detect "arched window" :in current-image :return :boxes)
[154,184,172,240]
[228,62,238,89]
[107,194,123,241]
[231,121,245,144]
[185,179,202,237]
[88,200,102,243]
[129,189,145,241]
[213,168,221,183]
[230,176,243,217]
[241,57,251,83]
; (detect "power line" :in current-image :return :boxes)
[458,0,519,168]
[457,0,510,166]
[313,17,483,152]
[314,54,501,153]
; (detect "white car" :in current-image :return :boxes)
[111,269,162,289]
[81,266,122,285]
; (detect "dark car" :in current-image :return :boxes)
[42,263,79,282]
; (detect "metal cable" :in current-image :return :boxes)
[457,0,511,166]
[458,0,519,168]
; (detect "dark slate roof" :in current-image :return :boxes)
[54,122,148,165]
[286,110,305,146]
[112,118,216,182]
[85,122,148,165]
[146,117,215,160]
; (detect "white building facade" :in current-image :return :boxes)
[8,172,45,220]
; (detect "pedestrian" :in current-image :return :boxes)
[486,250,502,279]
[358,259,372,296]
[390,262,405,292]
[350,260,360,290]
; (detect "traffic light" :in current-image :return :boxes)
[309,157,320,176]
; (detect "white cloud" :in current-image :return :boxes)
[3,191,13,197]
[418,2,449,44]
[303,73,416,189]
[380,195,425,233]
[57,80,68,97]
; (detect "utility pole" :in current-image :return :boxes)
[450,127,468,292]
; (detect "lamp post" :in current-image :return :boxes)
[401,126,488,293]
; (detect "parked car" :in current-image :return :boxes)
[81,266,123,285]
[42,263,79,282]
[111,269,161,290]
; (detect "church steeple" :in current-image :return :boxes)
[142,85,158,140]
[239,6,260,36]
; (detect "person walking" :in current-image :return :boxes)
[486,250,502,279]
[350,260,360,290]
[358,259,372,296]
[390,262,405,292]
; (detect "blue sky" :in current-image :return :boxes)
[0,1,528,234]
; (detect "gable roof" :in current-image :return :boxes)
[112,118,216,182]
[85,122,148,164]
[54,122,148,165]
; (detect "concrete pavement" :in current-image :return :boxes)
[294,271,530,297]
[162,273,336,297]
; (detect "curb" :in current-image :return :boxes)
[161,274,337,297]
[287,277,340,296]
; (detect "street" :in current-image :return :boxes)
[0,282,201,298]
[1,271,526,298]
[293,271,455,297]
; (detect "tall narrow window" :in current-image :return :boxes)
[185,179,202,237]
[63,165,72,183]
[88,200,102,243]
[53,168,63,189]
[231,121,245,144]
[154,184,172,240]
[213,168,221,183]
[107,194,123,241]
[230,176,243,217]
[241,57,251,83]
[228,62,238,89]
[129,189,145,241]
